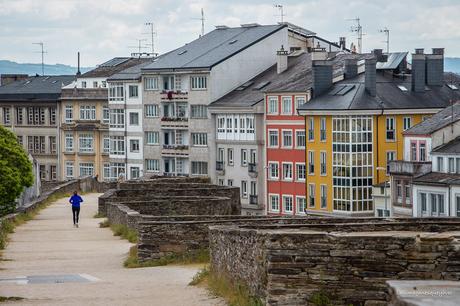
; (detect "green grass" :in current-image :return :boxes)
[0,296,24,302]
[99,219,110,228]
[0,192,70,252]
[93,212,106,218]
[189,268,263,306]
[124,246,210,268]
[110,224,138,243]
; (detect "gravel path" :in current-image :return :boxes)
[0,193,223,306]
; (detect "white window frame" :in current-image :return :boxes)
[296,196,306,214]
[103,135,110,154]
[267,96,279,115]
[296,163,306,182]
[282,162,293,181]
[403,116,412,131]
[128,85,139,98]
[65,161,74,178]
[320,151,327,176]
[190,105,208,119]
[227,148,234,166]
[320,117,327,141]
[386,117,396,141]
[191,133,207,146]
[145,159,160,172]
[281,96,292,115]
[268,162,279,180]
[308,183,316,208]
[281,129,293,148]
[144,77,159,91]
[308,150,315,175]
[146,131,159,145]
[145,105,159,118]
[283,195,293,214]
[190,75,207,90]
[65,105,73,123]
[241,180,248,198]
[268,129,279,148]
[308,117,314,141]
[269,194,280,212]
[78,133,94,153]
[296,130,306,149]
[65,133,74,152]
[320,185,327,209]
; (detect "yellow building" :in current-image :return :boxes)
[298,48,448,216]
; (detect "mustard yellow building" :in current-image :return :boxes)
[298,48,448,216]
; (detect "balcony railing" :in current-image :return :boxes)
[248,163,257,173]
[162,144,189,150]
[249,195,258,205]
[216,161,224,171]
[161,117,188,122]
[389,160,431,176]
[160,90,188,101]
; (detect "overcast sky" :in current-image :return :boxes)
[1,0,459,67]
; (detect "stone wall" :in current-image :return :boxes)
[105,203,142,232]
[209,220,460,305]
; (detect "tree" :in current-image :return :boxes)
[0,126,33,216]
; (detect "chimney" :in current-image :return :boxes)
[372,49,388,62]
[411,48,426,92]
[344,58,358,79]
[276,45,288,74]
[76,52,81,76]
[365,58,377,96]
[312,48,332,97]
[339,37,346,50]
[426,48,444,86]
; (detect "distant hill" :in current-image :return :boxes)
[445,57,460,74]
[0,60,93,76]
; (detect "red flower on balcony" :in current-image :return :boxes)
[167,91,173,100]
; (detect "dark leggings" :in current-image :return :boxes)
[72,207,80,224]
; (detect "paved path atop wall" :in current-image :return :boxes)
[0,193,223,306]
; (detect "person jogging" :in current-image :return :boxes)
[69,191,83,228]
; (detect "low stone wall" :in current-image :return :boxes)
[105,203,142,232]
[210,220,460,305]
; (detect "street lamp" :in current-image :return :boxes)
[376,167,389,217]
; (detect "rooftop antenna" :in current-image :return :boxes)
[128,39,148,56]
[274,4,285,23]
[347,17,363,53]
[33,42,47,76]
[191,8,205,37]
[379,27,390,53]
[144,22,157,56]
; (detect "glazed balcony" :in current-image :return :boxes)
[249,195,258,205]
[389,161,431,176]
[248,163,258,178]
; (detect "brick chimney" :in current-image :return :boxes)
[365,58,377,96]
[344,58,358,79]
[426,48,444,86]
[312,48,332,97]
[276,45,288,74]
[411,48,426,92]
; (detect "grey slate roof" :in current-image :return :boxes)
[298,72,460,113]
[404,103,460,135]
[107,59,153,81]
[0,75,75,101]
[82,57,151,78]
[376,52,407,70]
[432,137,460,154]
[413,172,460,186]
[142,24,286,71]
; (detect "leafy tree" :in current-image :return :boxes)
[0,126,33,216]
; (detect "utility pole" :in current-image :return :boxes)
[347,17,363,54]
[192,8,205,37]
[379,27,390,53]
[145,22,157,56]
[33,42,47,76]
[274,4,285,23]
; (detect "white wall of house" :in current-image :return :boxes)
[431,123,460,149]
[404,136,431,161]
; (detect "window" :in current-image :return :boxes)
[79,163,94,177]
[217,148,225,163]
[93,81,98,88]
[308,117,314,141]
[320,185,327,209]
[320,117,326,141]
[268,162,279,179]
[129,112,139,126]
[295,96,306,112]
[146,159,160,172]
[191,76,207,90]
[50,165,57,180]
[145,105,159,118]
[191,133,207,146]
[227,148,234,166]
[282,163,293,180]
[3,107,10,124]
[437,157,444,172]
[130,167,140,179]
[16,107,23,125]
[308,184,315,208]
[296,197,306,214]
[103,163,110,179]
[296,163,306,181]
[386,117,395,141]
[308,151,315,174]
[403,117,412,130]
[80,105,96,120]
[130,139,140,152]
[65,161,74,178]
[270,194,280,212]
[283,196,293,213]
[146,132,159,145]
[79,133,94,153]
[296,130,306,148]
[449,157,455,173]
[110,136,125,155]
[17,135,23,146]
[419,143,426,161]
[81,81,87,88]
[50,107,56,125]
[320,151,327,175]
[65,133,74,152]
[49,136,56,154]
[218,179,225,186]
[39,164,46,180]
[421,193,427,213]
[128,85,138,98]
[282,130,293,148]
[396,180,402,200]
[227,179,233,186]
[162,75,175,91]
[268,130,279,147]
[241,149,248,166]
[410,142,417,161]
[145,77,159,90]
[110,163,125,179]
[250,181,257,196]
[386,151,396,174]
[405,184,411,203]
[281,97,292,115]
[191,161,208,175]
[65,105,73,123]
[456,195,460,217]
[268,96,278,114]
[241,181,248,198]
[102,106,110,123]
[109,83,124,101]
[190,105,207,118]
[101,81,106,88]
[103,136,110,153]
[457,158,460,174]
